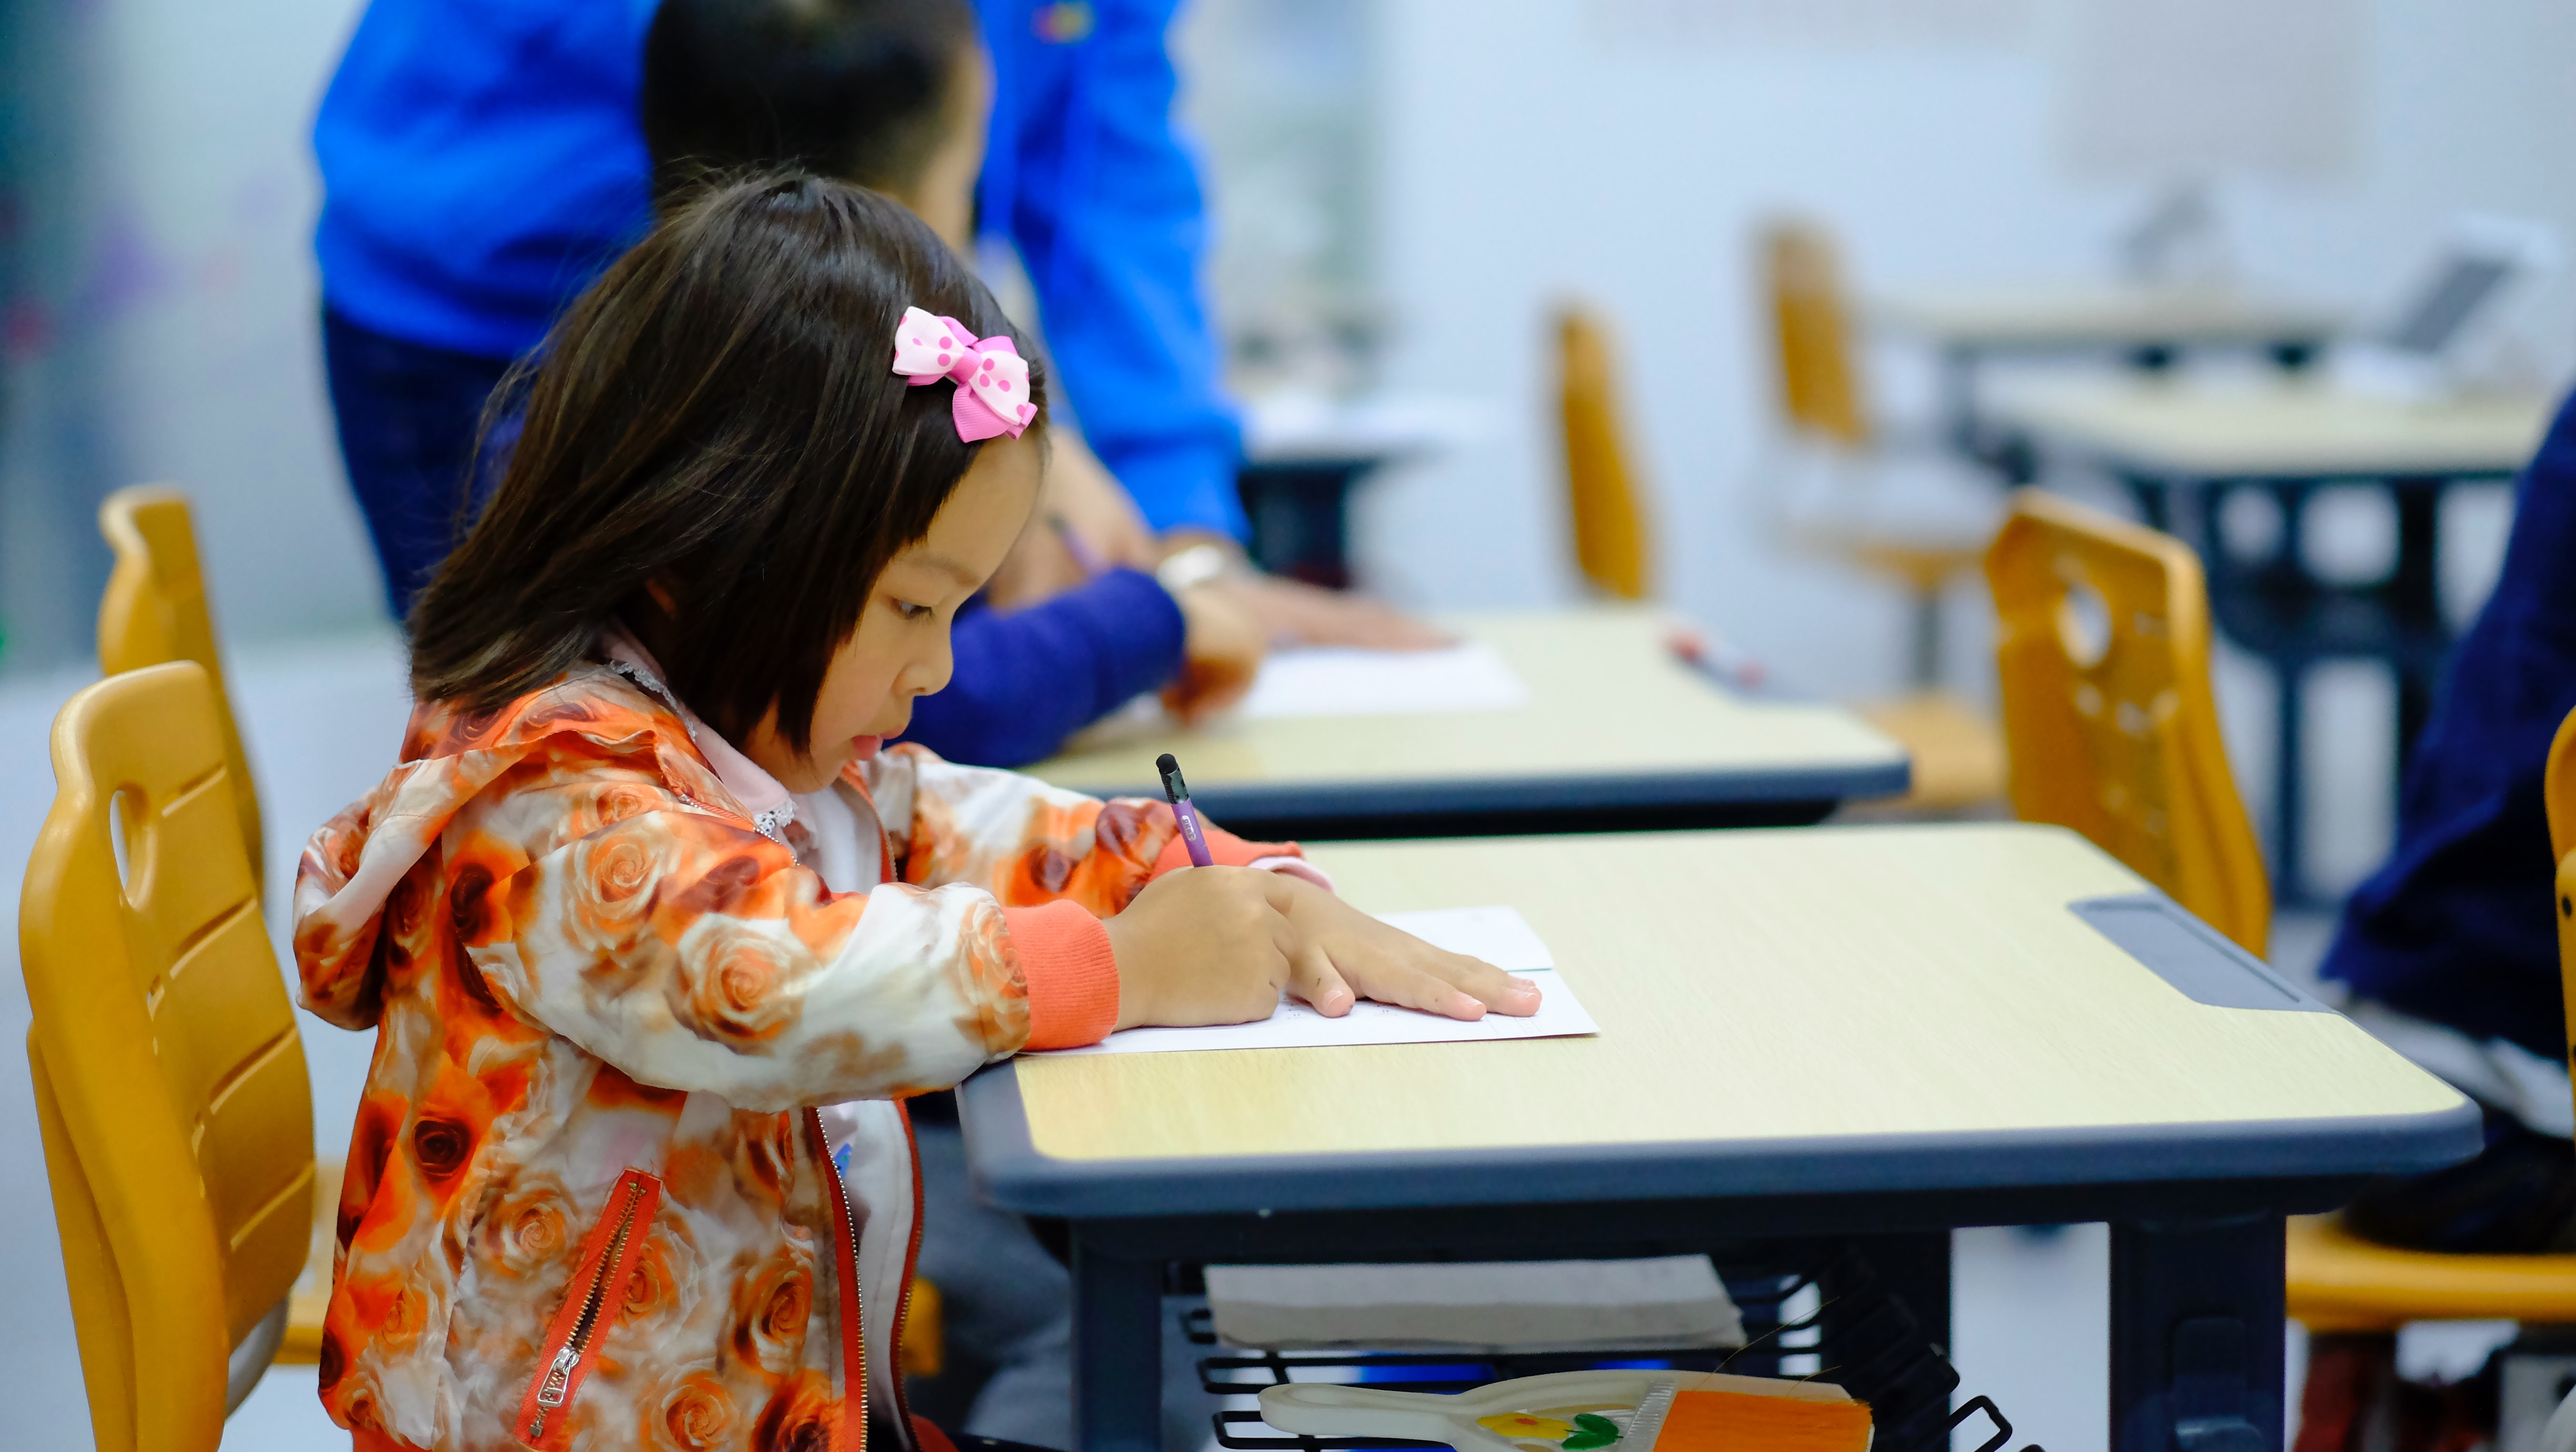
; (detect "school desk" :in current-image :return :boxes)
[1988,381,2553,903]
[1870,284,2342,470]
[1024,606,1910,839]
[957,823,2476,1452]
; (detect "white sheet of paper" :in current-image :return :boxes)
[1373,905,1555,972]
[1236,642,1530,720]
[1031,905,1596,1057]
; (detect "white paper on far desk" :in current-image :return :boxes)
[1032,905,1596,1056]
[1236,641,1529,720]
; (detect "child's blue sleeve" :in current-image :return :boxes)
[979,0,1247,540]
[898,568,1188,768]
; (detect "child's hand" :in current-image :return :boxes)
[1101,869,1541,1032]
[1270,874,1542,1021]
[1162,583,1265,724]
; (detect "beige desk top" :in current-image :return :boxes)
[1870,284,2344,350]
[1988,382,2554,480]
[1025,608,1908,827]
[963,824,2473,1216]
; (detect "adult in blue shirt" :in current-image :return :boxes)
[2317,383,2576,1254]
[314,0,1424,763]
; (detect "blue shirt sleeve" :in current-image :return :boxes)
[977,0,1247,540]
[895,568,1189,768]
[2319,385,2576,1062]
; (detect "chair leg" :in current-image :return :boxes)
[1908,584,1944,691]
[2295,1333,2397,1452]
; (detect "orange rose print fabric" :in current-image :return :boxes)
[291,662,1213,1452]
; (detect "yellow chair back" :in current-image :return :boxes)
[1763,221,1871,449]
[1985,490,2271,955]
[1556,307,1654,600]
[97,486,261,890]
[2547,705,2576,1128]
[21,661,315,1452]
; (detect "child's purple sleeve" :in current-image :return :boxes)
[898,567,1188,767]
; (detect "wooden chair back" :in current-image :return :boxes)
[1985,490,2270,954]
[1763,221,1871,449]
[1556,307,1655,600]
[2545,703,2576,1132]
[21,661,315,1451]
[97,486,261,889]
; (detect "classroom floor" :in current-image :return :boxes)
[0,631,2488,1451]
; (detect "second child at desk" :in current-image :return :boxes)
[638,0,1292,766]
[291,178,1536,1452]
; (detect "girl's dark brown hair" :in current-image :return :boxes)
[406,172,1045,751]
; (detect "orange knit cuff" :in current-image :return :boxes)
[1005,901,1120,1050]
[1149,823,1303,879]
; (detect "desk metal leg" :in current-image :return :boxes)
[1071,1232,1162,1452]
[1836,1230,1953,1354]
[2109,1215,2288,1452]
[2271,659,2308,905]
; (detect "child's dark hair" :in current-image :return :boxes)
[642,0,978,204]
[406,173,1046,751]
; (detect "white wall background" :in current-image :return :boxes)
[1341,0,2576,704]
[0,0,378,678]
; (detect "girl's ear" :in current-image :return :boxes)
[646,578,680,616]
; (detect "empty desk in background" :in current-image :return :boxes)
[1235,394,1488,588]
[959,823,2477,1452]
[1025,607,1910,839]
[1870,284,2342,470]
[1989,382,2553,903]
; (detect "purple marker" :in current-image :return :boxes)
[1155,752,1215,867]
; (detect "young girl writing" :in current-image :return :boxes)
[293,175,1535,1452]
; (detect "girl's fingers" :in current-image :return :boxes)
[1287,936,1356,1017]
[1440,954,1543,1016]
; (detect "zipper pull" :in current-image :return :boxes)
[535,1344,580,1408]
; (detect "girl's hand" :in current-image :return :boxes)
[1103,868,1312,1030]
[1270,874,1541,1021]
[1162,583,1265,724]
[1101,869,1541,1032]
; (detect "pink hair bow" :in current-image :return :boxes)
[891,306,1036,442]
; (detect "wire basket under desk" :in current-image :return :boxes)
[1188,1245,2041,1452]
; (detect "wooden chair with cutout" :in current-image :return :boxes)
[1990,493,2576,1450]
[21,661,317,1450]
[1983,488,2269,954]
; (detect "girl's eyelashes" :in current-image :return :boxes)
[891,598,934,622]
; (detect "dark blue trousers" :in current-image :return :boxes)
[321,306,516,618]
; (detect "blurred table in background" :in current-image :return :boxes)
[1870,284,2343,475]
[1027,607,1909,840]
[1990,381,2553,903]
[1234,393,1491,588]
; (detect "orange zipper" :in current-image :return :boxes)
[889,1098,926,1445]
[514,1168,663,1449]
[811,1107,870,1452]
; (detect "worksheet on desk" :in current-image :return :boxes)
[1031,905,1599,1057]
[1236,642,1530,719]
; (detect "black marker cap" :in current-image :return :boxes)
[1155,752,1188,799]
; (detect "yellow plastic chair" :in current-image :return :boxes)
[22,661,316,1451]
[97,485,262,889]
[2273,704,2576,1347]
[1761,223,2005,810]
[1556,307,1654,601]
[1983,489,2270,955]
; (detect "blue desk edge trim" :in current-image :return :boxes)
[1070,759,1913,824]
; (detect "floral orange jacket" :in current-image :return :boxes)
[293,653,1301,1452]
